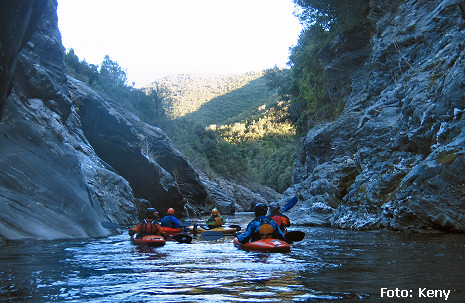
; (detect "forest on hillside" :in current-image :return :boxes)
[64,0,371,192]
[144,72,273,121]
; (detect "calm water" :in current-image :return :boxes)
[1,213,464,302]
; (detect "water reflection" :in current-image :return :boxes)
[0,214,464,302]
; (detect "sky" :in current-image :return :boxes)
[57,0,303,88]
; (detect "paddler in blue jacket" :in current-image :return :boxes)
[236,203,285,244]
[160,207,181,229]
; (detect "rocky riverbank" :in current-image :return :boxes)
[285,0,465,232]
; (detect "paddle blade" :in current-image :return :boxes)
[171,234,192,244]
[282,196,298,213]
[228,224,242,231]
[201,231,224,241]
[285,231,305,242]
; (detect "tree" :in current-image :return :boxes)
[270,0,371,132]
[293,0,370,32]
[64,48,80,71]
[99,55,127,87]
[264,66,292,100]
[148,82,169,118]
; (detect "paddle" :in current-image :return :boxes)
[285,231,305,243]
[101,221,192,244]
[282,196,298,213]
[179,222,194,227]
[228,224,242,231]
[170,233,193,244]
[201,230,225,241]
[203,230,306,244]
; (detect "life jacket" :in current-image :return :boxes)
[140,219,161,235]
[271,215,289,232]
[213,216,223,226]
[257,218,276,239]
[281,216,290,227]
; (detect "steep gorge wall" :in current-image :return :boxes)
[0,0,211,241]
[0,0,136,241]
[287,0,465,232]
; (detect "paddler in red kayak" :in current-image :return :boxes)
[269,202,291,233]
[205,208,226,229]
[236,203,285,244]
[160,207,181,229]
[128,208,167,238]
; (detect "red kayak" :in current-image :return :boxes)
[161,227,183,236]
[233,238,290,253]
[131,234,166,247]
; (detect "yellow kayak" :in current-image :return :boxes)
[187,225,239,235]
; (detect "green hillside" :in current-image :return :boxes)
[147,72,277,124]
[181,76,278,126]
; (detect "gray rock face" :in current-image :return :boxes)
[0,0,209,241]
[289,0,465,232]
[0,0,48,117]
[68,78,209,215]
[0,0,137,241]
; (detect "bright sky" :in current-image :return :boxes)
[57,0,303,88]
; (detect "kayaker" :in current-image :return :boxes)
[269,202,291,233]
[205,208,226,229]
[160,207,181,229]
[128,208,167,238]
[236,203,285,244]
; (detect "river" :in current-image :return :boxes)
[0,212,464,302]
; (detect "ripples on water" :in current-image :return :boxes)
[1,213,464,302]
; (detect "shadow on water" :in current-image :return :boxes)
[1,213,465,302]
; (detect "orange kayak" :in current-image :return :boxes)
[130,234,166,247]
[233,238,290,253]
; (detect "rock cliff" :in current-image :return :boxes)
[287,0,465,232]
[0,0,209,241]
[0,0,136,241]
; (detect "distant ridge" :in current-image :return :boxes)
[146,71,278,125]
